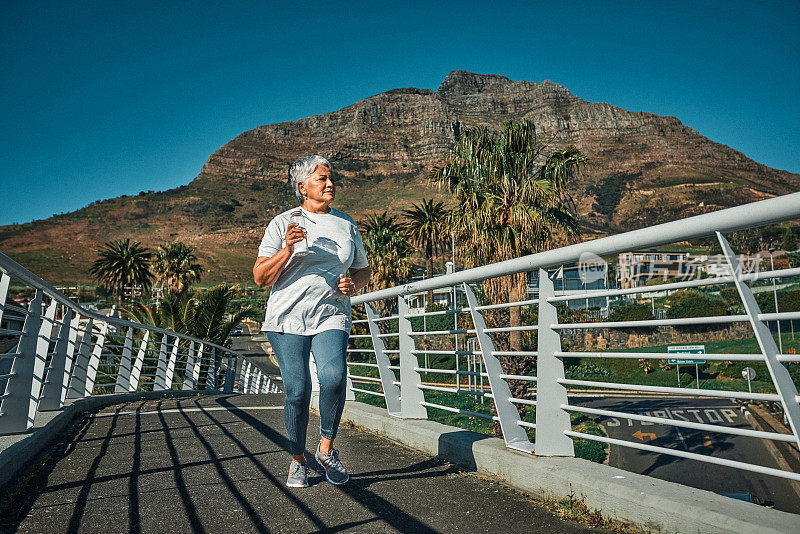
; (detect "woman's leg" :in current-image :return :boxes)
[310,329,349,446]
[265,331,312,457]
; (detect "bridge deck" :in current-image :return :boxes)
[0,394,599,533]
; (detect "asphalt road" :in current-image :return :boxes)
[576,396,800,514]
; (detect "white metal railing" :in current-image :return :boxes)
[0,251,279,435]
[345,192,800,482]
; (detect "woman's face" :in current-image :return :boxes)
[299,165,335,204]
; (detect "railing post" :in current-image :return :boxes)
[129,329,148,392]
[364,304,401,416]
[397,295,427,419]
[534,268,575,456]
[224,352,236,393]
[82,321,108,397]
[238,358,248,393]
[182,341,197,390]
[717,232,800,446]
[204,346,217,391]
[114,327,134,393]
[463,284,534,453]
[153,335,169,391]
[67,318,94,399]
[39,308,78,410]
[164,337,179,390]
[0,290,43,433]
[0,272,10,324]
[32,299,58,408]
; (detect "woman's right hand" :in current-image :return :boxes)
[284,222,306,253]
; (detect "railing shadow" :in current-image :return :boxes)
[212,396,442,533]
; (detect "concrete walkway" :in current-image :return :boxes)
[0,394,602,533]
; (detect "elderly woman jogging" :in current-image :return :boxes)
[253,155,371,488]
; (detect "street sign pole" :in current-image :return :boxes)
[676,363,680,387]
[695,363,699,387]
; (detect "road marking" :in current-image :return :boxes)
[92,406,284,418]
[633,430,657,441]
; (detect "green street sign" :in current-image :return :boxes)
[668,344,706,365]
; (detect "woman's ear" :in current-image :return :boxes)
[298,181,306,198]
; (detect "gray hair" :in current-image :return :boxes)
[289,155,333,202]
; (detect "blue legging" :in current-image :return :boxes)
[266,329,349,455]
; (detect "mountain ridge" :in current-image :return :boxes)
[2,70,797,284]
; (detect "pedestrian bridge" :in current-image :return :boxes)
[1,193,800,532]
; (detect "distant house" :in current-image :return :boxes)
[617,250,784,288]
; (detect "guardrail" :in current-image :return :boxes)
[0,251,278,435]
[346,192,800,482]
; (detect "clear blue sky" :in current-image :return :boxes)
[1,1,798,226]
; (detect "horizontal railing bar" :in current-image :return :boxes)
[418,384,460,393]
[499,374,537,382]
[0,352,21,360]
[388,365,399,370]
[351,319,368,324]
[350,387,385,397]
[347,349,375,353]
[0,328,23,335]
[347,362,379,368]
[0,373,16,380]
[408,329,476,336]
[348,374,382,383]
[548,267,800,304]
[351,192,800,304]
[483,325,538,334]
[517,420,536,428]
[474,298,539,311]
[558,378,780,401]
[565,430,800,482]
[563,404,797,442]
[420,401,499,421]
[553,315,748,330]
[404,308,467,318]
[555,351,766,361]
[760,311,800,321]
[376,333,399,338]
[492,351,538,357]
[459,389,494,398]
[372,315,399,322]
[548,276,735,302]
[415,367,487,377]
[411,350,479,355]
[0,250,256,359]
[349,334,372,339]
[510,398,537,406]
[383,350,400,354]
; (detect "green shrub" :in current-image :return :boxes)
[610,303,652,322]
[667,289,726,319]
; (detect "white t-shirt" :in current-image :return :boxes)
[258,206,369,335]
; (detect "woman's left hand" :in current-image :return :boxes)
[337,274,356,296]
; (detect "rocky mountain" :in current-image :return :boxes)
[2,71,798,284]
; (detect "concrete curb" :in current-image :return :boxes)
[0,390,214,492]
[340,400,799,534]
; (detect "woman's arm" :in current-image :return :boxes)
[253,222,305,287]
[337,266,372,296]
[350,266,371,291]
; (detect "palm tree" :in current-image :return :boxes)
[360,212,415,293]
[429,120,585,422]
[153,242,204,296]
[90,239,154,300]
[402,199,449,306]
[123,285,259,390]
[124,285,258,347]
